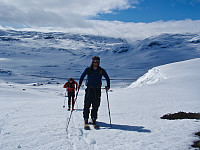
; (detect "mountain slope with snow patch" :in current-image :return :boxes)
[0,29,200,84]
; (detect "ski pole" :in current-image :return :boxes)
[106,89,112,127]
[63,89,67,108]
[75,89,79,110]
[66,88,79,132]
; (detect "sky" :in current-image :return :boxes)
[0,0,200,40]
[95,0,200,22]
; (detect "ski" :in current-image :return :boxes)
[84,124,91,130]
[84,125,100,130]
[88,119,101,129]
[93,124,100,130]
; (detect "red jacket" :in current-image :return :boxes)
[63,80,78,92]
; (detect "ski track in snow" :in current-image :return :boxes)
[0,83,72,150]
[67,109,98,150]
[67,114,90,150]
[65,93,134,150]
[0,102,29,149]
[65,102,125,150]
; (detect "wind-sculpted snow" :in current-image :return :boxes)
[128,67,167,88]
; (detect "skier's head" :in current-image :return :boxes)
[90,56,100,68]
[92,56,100,62]
[68,78,74,83]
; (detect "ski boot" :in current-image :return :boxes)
[84,119,90,130]
[91,118,100,129]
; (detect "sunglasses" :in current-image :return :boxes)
[93,60,100,63]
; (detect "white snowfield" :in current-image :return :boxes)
[0,58,200,150]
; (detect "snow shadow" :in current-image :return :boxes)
[74,109,93,111]
[98,122,151,133]
[74,109,84,111]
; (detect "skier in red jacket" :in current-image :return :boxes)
[63,78,78,111]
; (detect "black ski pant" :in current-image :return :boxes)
[83,87,101,120]
[68,91,75,109]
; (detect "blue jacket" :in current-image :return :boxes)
[79,67,110,88]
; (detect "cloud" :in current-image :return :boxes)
[0,0,139,27]
[0,0,199,42]
[4,19,198,42]
[83,20,200,41]
[89,19,200,41]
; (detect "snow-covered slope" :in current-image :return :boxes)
[0,58,200,150]
[110,58,200,149]
[129,57,200,88]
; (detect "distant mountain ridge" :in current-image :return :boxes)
[0,29,200,84]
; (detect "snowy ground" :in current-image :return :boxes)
[1,58,200,150]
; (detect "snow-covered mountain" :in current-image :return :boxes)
[1,29,200,150]
[0,29,129,84]
[0,29,200,85]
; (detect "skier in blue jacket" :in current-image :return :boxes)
[79,56,110,129]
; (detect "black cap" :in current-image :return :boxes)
[68,78,73,81]
[92,56,100,62]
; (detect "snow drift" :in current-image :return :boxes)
[128,67,167,88]
[129,58,200,88]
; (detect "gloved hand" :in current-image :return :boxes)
[105,86,110,91]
